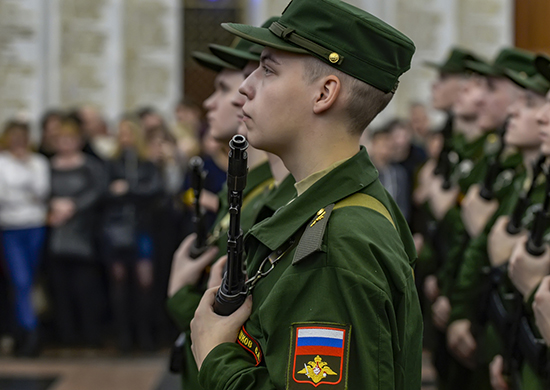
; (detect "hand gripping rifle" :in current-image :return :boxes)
[506,155,547,235]
[213,135,249,316]
[188,156,208,258]
[479,121,508,200]
[502,164,550,387]
[433,112,454,190]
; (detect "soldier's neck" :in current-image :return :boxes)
[285,139,359,183]
[248,146,268,170]
[267,153,290,184]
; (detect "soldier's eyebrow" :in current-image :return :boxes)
[260,52,281,66]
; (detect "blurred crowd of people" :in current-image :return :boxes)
[0,101,229,356]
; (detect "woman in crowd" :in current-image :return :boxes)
[0,121,50,356]
[102,118,163,352]
[47,118,106,346]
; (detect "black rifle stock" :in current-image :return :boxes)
[526,165,550,256]
[433,112,454,190]
[189,156,208,258]
[213,135,249,316]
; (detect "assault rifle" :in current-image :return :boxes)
[213,135,249,315]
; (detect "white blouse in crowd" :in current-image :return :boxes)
[0,151,50,230]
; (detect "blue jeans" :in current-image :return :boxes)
[1,226,46,330]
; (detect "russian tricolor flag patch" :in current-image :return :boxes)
[287,323,351,389]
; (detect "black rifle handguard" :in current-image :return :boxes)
[506,155,547,235]
[189,156,208,259]
[434,112,454,190]
[213,135,249,315]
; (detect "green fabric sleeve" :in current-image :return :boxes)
[166,285,202,332]
[448,234,488,323]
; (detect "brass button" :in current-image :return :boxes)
[519,71,527,79]
[329,52,340,63]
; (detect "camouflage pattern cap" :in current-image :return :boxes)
[221,0,415,94]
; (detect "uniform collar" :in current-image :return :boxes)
[248,147,378,250]
[245,160,273,194]
[263,173,296,213]
[294,157,350,196]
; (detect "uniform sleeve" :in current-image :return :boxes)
[448,233,489,323]
[166,285,203,332]
[436,206,469,297]
[199,267,420,390]
[199,209,422,390]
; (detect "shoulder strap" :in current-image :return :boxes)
[333,193,395,229]
[293,192,395,264]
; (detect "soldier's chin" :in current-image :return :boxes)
[477,117,496,131]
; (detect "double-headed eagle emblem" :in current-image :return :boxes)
[297,355,337,384]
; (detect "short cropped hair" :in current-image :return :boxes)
[302,57,393,134]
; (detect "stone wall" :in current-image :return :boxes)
[0,0,181,133]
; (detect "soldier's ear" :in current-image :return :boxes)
[312,75,341,115]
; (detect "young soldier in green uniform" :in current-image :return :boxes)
[189,0,422,388]
[489,54,550,390]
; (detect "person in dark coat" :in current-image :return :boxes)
[102,118,163,352]
[47,118,106,346]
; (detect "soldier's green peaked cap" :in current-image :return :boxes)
[221,0,415,94]
[209,17,279,69]
[535,54,550,84]
[465,47,536,77]
[192,51,239,72]
[424,47,483,74]
[505,68,550,96]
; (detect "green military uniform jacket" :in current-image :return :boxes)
[198,148,422,390]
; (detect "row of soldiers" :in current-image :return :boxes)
[417,46,550,389]
[162,0,550,388]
